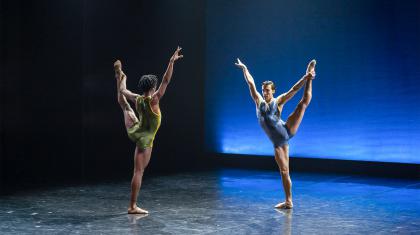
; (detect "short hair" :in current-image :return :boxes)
[138,74,158,94]
[262,80,276,91]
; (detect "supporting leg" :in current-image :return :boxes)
[274,145,293,209]
[128,147,152,214]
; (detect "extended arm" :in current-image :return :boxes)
[235,58,263,106]
[153,46,183,100]
[277,59,316,105]
[119,72,139,103]
[277,76,308,105]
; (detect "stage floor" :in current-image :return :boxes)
[1,169,419,234]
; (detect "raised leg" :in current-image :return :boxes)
[114,60,138,128]
[285,79,312,136]
[274,145,293,209]
[285,60,315,136]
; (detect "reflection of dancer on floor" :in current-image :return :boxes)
[114,47,183,214]
[235,58,316,209]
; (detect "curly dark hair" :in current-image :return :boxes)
[137,74,158,94]
[262,80,276,91]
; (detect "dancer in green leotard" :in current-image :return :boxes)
[114,47,183,214]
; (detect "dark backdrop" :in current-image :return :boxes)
[2,0,419,192]
[0,0,206,191]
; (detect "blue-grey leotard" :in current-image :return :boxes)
[256,98,294,147]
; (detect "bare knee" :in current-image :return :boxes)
[280,169,290,177]
[280,170,292,186]
[133,168,145,176]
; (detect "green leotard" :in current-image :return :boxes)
[127,95,161,149]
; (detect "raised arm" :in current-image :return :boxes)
[277,59,316,105]
[153,46,183,101]
[119,72,139,103]
[235,58,263,106]
[276,75,308,105]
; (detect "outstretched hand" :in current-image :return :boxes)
[170,46,183,62]
[235,58,247,70]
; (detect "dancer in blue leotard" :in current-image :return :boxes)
[235,58,316,209]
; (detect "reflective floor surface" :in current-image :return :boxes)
[1,169,419,234]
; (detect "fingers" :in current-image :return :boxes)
[170,46,183,61]
[235,58,246,69]
[173,46,183,60]
[234,63,244,69]
[235,58,241,66]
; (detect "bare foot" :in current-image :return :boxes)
[114,60,126,83]
[128,206,149,214]
[306,59,316,74]
[275,201,293,209]
[304,59,316,80]
[114,60,122,72]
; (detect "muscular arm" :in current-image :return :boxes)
[243,67,263,105]
[235,59,263,106]
[119,73,139,103]
[278,59,316,105]
[153,60,174,100]
[277,75,309,105]
[153,46,183,101]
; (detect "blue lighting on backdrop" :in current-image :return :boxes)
[205,0,420,164]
